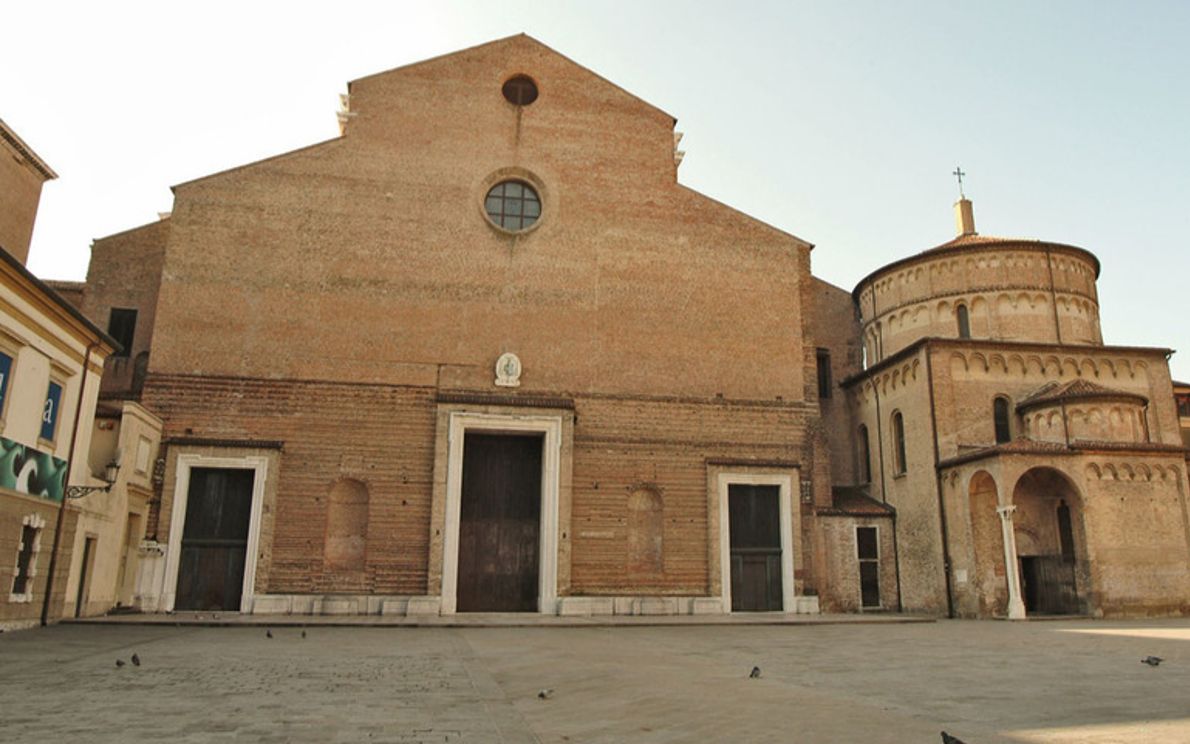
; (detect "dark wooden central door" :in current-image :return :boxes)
[729,484,783,611]
[175,468,255,612]
[1020,555,1079,615]
[457,433,543,612]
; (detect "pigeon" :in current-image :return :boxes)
[941,733,967,744]
[131,653,140,667]
[266,629,273,639]
[301,630,307,639]
[537,689,554,700]
[749,666,761,679]
[115,659,125,668]
[1142,656,1163,666]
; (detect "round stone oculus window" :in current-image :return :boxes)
[484,180,541,232]
[502,75,538,105]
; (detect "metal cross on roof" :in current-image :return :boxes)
[953,166,967,199]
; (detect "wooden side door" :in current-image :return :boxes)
[175,468,255,611]
[1021,555,1079,615]
[729,484,783,611]
[457,434,542,612]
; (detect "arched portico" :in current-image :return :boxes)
[1009,467,1087,616]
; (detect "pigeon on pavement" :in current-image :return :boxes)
[131,653,140,667]
[1141,656,1163,666]
[749,666,761,678]
[266,629,273,639]
[537,689,554,699]
[115,659,125,668]
[941,732,967,744]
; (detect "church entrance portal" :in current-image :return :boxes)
[456,433,543,612]
[1012,468,1085,616]
[728,484,783,611]
[174,468,255,611]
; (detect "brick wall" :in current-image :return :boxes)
[817,514,897,612]
[0,493,78,629]
[143,372,824,598]
[96,36,830,606]
[82,218,169,397]
[0,135,48,265]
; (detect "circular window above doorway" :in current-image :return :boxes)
[484,180,541,232]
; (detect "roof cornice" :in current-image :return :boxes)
[851,238,1101,301]
[0,243,118,353]
[0,119,57,180]
[840,337,1174,389]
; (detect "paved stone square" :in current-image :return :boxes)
[2,619,1189,743]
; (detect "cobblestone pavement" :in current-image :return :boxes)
[2,618,1189,743]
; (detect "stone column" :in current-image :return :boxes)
[997,504,1027,620]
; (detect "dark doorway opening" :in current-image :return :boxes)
[74,536,96,618]
[1020,555,1078,615]
[729,484,783,611]
[175,468,255,611]
[457,433,543,612]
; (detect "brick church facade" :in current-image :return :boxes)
[74,35,1190,618]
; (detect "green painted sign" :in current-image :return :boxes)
[0,436,67,503]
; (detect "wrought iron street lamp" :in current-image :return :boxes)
[64,459,121,500]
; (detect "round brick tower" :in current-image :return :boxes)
[852,200,1102,366]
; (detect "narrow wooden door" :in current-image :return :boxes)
[175,468,255,611]
[457,434,542,612]
[729,484,783,611]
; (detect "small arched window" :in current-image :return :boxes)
[892,411,907,475]
[956,304,971,339]
[993,397,1012,444]
[858,424,872,484]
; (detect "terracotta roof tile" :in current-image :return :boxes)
[819,486,895,517]
[925,233,1043,251]
[1017,379,1147,409]
[939,438,1185,468]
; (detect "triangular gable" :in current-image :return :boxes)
[348,33,677,125]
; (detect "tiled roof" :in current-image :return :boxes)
[989,439,1069,454]
[851,232,1101,298]
[1017,379,1147,410]
[925,233,1042,251]
[818,486,895,517]
[938,438,1185,468]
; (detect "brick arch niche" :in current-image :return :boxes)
[627,486,664,578]
[967,470,1007,617]
[325,478,369,571]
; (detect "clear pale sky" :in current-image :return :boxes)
[4,1,1188,380]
